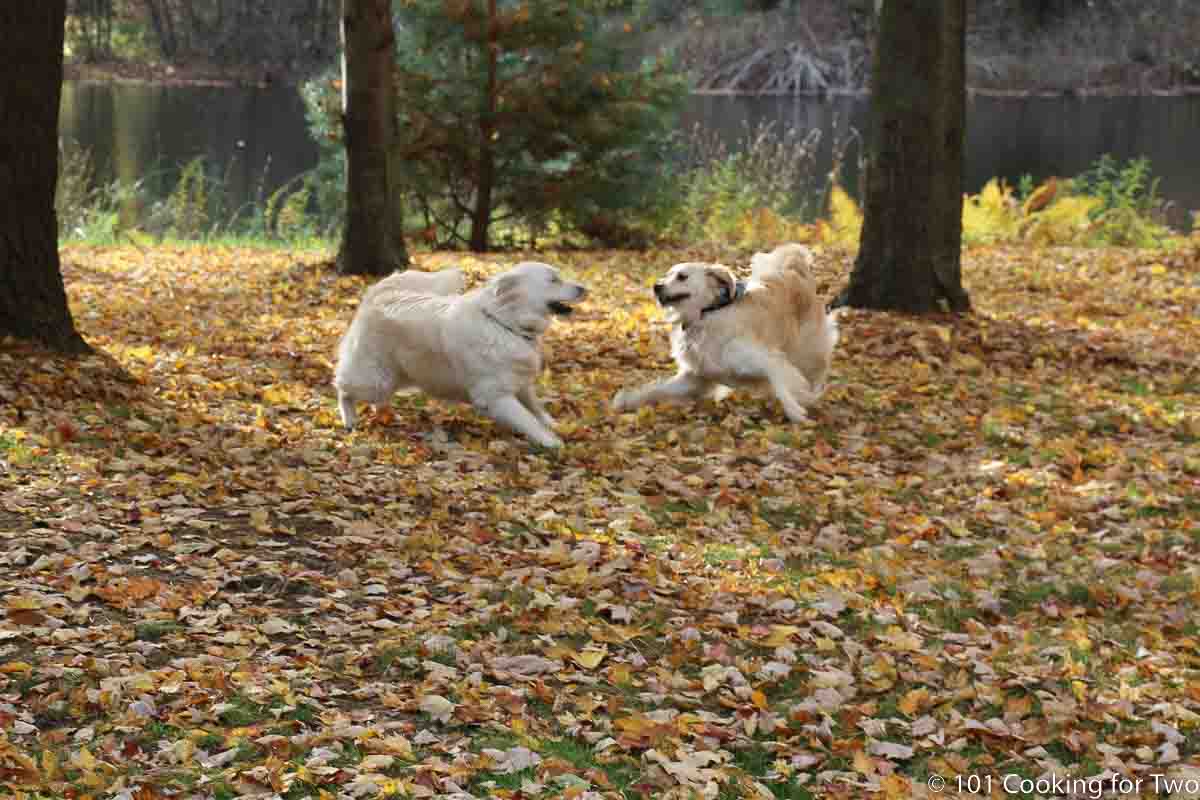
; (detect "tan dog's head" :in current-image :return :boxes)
[489,261,588,337]
[652,262,738,326]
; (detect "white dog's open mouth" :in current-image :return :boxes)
[548,301,576,316]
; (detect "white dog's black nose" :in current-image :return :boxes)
[653,282,666,299]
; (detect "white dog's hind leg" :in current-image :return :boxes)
[478,394,564,448]
[517,385,557,429]
[612,372,711,412]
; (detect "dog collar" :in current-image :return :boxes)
[483,308,538,342]
[700,279,747,316]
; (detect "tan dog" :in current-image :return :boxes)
[613,243,838,421]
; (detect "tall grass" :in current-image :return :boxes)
[657,118,862,249]
[55,139,337,246]
[56,136,1183,251]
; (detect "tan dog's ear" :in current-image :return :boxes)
[705,266,737,306]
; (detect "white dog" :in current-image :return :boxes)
[613,243,838,421]
[334,262,587,447]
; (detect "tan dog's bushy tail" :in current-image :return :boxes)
[751,243,819,316]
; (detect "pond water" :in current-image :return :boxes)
[59,82,1200,229]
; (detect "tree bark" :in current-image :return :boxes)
[468,0,499,252]
[338,0,408,276]
[833,0,971,313]
[0,2,90,354]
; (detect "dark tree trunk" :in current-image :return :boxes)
[338,0,408,276]
[833,0,971,313]
[144,0,179,59]
[0,2,90,354]
[468,0,499,253]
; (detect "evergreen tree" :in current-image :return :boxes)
[392,0,685,250]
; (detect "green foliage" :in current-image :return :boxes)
[56,140,328,246]
[1066,155,1172,247]
[305,0,685,250]
[165,157,210,239]
[1069,154,1161,217]
[662,120,823,247]
[56,138,139,243]
[299,75,348,236]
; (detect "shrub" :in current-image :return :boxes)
[661,120,824,248]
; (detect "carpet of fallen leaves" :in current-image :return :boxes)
[1,241,1198,800]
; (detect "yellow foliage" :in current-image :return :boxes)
[818,183,862,250]
[1023,195,1102,246]
[735,206,817,248]
[962,179,1021,244]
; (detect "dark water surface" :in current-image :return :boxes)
[60,82,1200,225]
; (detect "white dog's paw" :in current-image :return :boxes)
[337,395,359,430]
[534,433,564,449]
[612,390,633,413]
[783,406,810,423]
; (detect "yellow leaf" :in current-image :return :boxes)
[609,663,632,685]
[75,746,97,771]
[126,345,155,363]
[750,689,768,710]
[0,661,33,674]
[851,748,876,775]
[572,647,607,670]
[881,774,911,799]
[763,625,800,647]
[897,687,931,716]
[42,749,61,781]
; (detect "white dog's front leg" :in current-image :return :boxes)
[337,391,359,430]
[478,394,564,448]
[612,371,711,413]
[517,385,557,429]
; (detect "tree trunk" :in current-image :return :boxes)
[0,2,90,354]
[338,0,408,276]
[833,0,971,313]
[468,0,499,253]
[144,0,178,59]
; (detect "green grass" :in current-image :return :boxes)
[135,620,184,641]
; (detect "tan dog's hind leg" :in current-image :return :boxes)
[765,361,822,422]
[613,372,712,413]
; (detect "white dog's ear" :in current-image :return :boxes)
[492,273,523,305]
[706,267,737,306]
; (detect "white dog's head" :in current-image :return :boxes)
[488,261,588,337]
[652,262,739,326]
